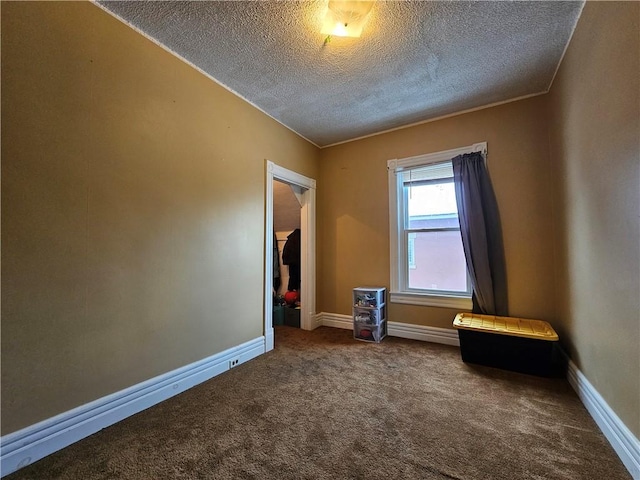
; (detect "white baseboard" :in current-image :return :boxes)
[311,312,323,330]
[318,312,353,330]
[0,337,265,477]
[388,320,460,346]
[316,312,460,346]
[566,359,640,479]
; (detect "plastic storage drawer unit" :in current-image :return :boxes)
[352,287,387,343]
[453,313,559,377]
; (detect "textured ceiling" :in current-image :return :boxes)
[97,1,584,147]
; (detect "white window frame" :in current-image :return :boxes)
[387,142,486,309]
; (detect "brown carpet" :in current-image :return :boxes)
[6,326,630,479]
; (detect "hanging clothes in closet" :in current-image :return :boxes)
[282,228,301,291]
[273,231,281,294]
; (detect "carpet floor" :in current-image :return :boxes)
[5,326,631,479]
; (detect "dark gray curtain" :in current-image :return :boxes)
[452,152,508,316]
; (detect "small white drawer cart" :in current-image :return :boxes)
[353,287,387,343]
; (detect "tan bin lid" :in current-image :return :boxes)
[453,313,559,341]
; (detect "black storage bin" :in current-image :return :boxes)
[284,307,300,328]
[453,313,559,377]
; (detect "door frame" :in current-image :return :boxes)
[264,161,317,351]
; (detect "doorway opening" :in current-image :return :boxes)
[264,161,317,352]
[273,180,301,329]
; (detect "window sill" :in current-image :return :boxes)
[390,291,472,310]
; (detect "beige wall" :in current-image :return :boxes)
[1,1,319,435]
[318,96,556,329]
[547,2,639,437]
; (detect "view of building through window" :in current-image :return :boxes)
[405,181,468,293]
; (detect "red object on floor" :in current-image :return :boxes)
[284,291,299,305]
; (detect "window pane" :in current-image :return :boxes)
[407,230,468,292]
[406,183,459,229]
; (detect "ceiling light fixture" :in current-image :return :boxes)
[321,0,374,44]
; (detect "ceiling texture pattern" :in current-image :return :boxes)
[98,1,584,147]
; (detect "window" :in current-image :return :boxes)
[388,143,486,309]
[404,165,469,293]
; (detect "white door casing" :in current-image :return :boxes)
[265,161,317,351]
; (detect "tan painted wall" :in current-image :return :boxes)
[1,1,319,435]
[318,96,555,329]
[547,2,639,437]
